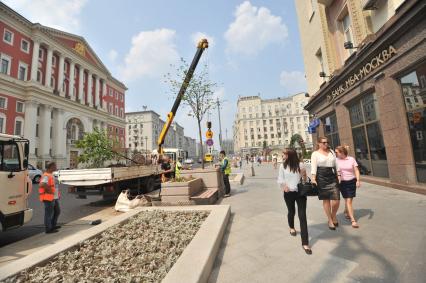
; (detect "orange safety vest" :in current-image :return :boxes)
[39,172,55,202]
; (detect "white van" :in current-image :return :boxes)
[0,134,33,231]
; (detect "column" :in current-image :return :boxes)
[78,67,84,103]
[94,75,100,108]
[58,55,65,96]
[30,40,40,82]
[44,48,53,87]
[87,71,93,106]
[39,104,52,158]
[102,80,107,110]
[69,61,75,100]
[23,101,38,157]
[53,108,66,160]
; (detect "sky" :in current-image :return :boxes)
[4,0,307,146]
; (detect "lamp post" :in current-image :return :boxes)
[144,136,148,164]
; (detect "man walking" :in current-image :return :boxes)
[39,162,60,234]
[219,150,231,197]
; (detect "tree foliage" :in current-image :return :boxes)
[75,128,118,168]
[289,133,307,157]
[164,58,218,169]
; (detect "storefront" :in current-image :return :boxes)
[305,0,426,191]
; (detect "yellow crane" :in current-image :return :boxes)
[157,39,209,155]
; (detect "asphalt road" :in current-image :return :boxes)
[0,183,114,247]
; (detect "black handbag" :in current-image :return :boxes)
[298,177,319,197]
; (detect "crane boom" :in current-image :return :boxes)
[157,38,209,154]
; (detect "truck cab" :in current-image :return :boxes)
[0,134,33,231]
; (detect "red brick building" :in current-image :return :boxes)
[0,2,127,169]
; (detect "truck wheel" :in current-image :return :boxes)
[33,175,41,183]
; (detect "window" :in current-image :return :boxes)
[38,49,44,61]
[109,88,113,96]
[0,115,5,133]
[18,62,28,81]
[341,13,354,55]
[50,126,53,138]
[0,97,7,109]
[52,56,56,66]
[399,63,426,182]
[120,108,124,118]
[324,112,340,149]
[115,106,118,116]
[37,70,43,83]
[349,93,388,178]
[16,101,24,113]
[37,107,40,116]
[1,54,11,75]
[3,29,13,45]
[14,119,23,136]
[21,39,29,53]
[50,76,55,88]
[36,124,39,137]
[0,143,21,172]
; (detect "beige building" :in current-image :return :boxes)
[233,93,312,154]
[125,111,196,157]
[297,0,426,190]
[295,0,405,96]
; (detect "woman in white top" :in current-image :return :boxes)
[277,148,312,255]
[311,137,341,230]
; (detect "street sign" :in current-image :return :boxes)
[206,130,213,139]
[206,138,214,146]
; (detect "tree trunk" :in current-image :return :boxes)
[197,119,205,169]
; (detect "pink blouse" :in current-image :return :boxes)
[336,156,358,181]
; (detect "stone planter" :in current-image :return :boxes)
[180,168,225,197]
[160,178,203,204]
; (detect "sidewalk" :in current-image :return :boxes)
[209,164,426,283]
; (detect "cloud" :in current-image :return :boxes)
[119,29,179,82]
[279,71,307,94]
[224,1,288,55]
[108,49,118,62]
[191,32,215,48]
[3,0,87,33]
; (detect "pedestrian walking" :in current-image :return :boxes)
[39,162,60,234]
[277,148,312,255]
[311,137,341,230]
[219,150,232,197]
[335,146,361,228]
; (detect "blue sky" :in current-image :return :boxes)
[5,0,307,144]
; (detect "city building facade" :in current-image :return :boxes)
[125,110,197,158]
[296,0,426,190]
[233,92,312,155]
[0,3,126,169]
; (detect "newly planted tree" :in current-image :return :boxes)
[76,128,119,168]
[165,59,218,169]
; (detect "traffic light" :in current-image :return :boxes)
[207,121,212,129]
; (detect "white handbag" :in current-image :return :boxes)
[114,190,149,212]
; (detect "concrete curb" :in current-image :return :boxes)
[0,205,231,283]
[162,205,231,283]
[0,208,142,281]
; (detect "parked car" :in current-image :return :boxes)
[184,158,194,165]
[28,164,43,183]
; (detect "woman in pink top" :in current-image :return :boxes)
[335,146,360,228]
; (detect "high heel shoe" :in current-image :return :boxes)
[303,246,312,255]
[328,222,336,230]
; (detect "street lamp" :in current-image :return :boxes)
[344,41,359,49]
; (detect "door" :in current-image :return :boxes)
[0,142,26,216]
[70,151,79,169]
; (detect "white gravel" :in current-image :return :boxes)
[6,210,209,283]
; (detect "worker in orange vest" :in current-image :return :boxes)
[39,162,60,234]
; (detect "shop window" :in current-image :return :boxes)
[399,63,426,182]
[324,112,340,149]
[349,93,389,178]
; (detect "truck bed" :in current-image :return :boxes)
[58,165,159,186]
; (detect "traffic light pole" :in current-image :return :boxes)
[217,98,223,151]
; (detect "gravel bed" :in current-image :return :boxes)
[6,210,209,283]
